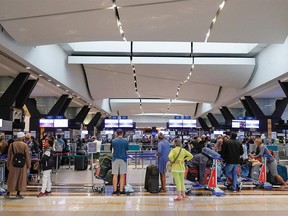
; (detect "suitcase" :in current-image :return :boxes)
[186,167,211,184]
[250,165,261,180]
[74,156,88,170]
[144,164,159,193]
[267,164,288,185]
[202,147,221,160]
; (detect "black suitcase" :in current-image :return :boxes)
[74,156,88,170]
[144,164,159,193]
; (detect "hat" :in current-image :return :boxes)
[17,132,25,138]
[25,133,31,139]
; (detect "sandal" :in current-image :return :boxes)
[174,197,182,201]
[160,188,167,192]
[182,195,188,199]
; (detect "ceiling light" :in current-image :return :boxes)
[77,96,80,99]
[39,74,43,77]
[48,79,51,82]
[66,90,69,92]
[56,84,60,87]
[25,66,31,70]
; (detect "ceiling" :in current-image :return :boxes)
[0,0,288,119]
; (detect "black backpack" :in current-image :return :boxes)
[12,144,26,168]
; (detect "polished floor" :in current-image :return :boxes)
[1,161,288,215]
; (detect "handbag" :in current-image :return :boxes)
[166,147,182,172]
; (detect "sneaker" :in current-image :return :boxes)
[4,194,10,199]
[112,191,118,196]
[16,195,24,199]
[37,192,46,197]
[232,190,237,193]
[238,182,243,192]
[45,191,52,195]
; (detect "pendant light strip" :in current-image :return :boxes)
[166,43,194,114]
[112,0,143,113]
[205,0,227,43]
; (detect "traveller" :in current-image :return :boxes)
[37,139,54,197]
[5,132,31,199]
[250,137,287,186]
[156,132,170,192]
[220,132,244,192]
[169,138,193,201]
[111,129,129,195]
[0,133,8,154]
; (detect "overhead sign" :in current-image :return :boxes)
[121,116,128,119]
[0,119,2,127]
[110,116,118,119]
[184,116,191,119]
[174,116,182,119]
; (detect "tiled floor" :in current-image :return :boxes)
[1,163,288,215]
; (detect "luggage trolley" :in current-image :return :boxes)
[254,154,273,189]
[186,147,225,196]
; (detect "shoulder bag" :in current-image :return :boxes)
[166,147,182,172]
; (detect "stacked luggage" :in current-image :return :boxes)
[144,164,159,193]
[95,155,112,184]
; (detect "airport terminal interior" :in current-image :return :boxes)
[2,0,288,215]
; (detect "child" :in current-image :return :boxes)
[37,139,54,197]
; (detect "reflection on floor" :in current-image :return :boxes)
[1,164,288,215]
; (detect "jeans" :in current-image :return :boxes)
[225,164,239,191]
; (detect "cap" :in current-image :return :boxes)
[25,133,31,139]
[17,132,25,138]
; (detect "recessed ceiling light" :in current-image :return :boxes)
[25,66,31,70]
[39,74,43,77]
[77,96,80,99]
[65,90,69,92]
[48,79,51,82]
[56,84,60,87]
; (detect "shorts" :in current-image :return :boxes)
[267,160,278,176]
[112,159,127,175]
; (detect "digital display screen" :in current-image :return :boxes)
[169,119,183,128]
[232,120,246,128]
[54,119,68,128]
[245,120,259,129]
[104,119,119,128]
[182,119,197,128]
[39,119,54,128]
[119,119,133,128]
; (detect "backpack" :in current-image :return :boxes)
[54,140,63,152]
[12,144,26,168]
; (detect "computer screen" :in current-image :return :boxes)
[104,119,119,128]
[182,119,197,128]
[245,120,259,128]
[54,119,68,128]
[119,119,133,128]
[168,119,183,128]
[39,119,54,128]
[231,120,246,128]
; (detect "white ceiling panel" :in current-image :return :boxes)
[120,0,222,42]
[177,83,220,103]
[0,0,111,20]
[1,9,120,45]
[192,57,255,88]
[85,64,136,99]
[209,0,288,43]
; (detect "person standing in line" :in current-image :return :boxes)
[111,129,129,195]
[37,139,54,197]
[169,138,193,201]
[0,133,8,155]
[156,132,170,192]
[5,132,31,199]
[89,136,102,170]
[220,132,244,192]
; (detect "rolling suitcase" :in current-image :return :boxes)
[75,150,88,170]
[186,167,211,184]
[144,164,159,193]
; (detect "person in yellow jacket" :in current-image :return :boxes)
[168,138,193,201]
